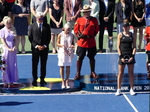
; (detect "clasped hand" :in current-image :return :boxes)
[18,14,24,18]
[37,45,45,51]
[8,47,15,52]
[137,18,143,22]
[121,57,133,63]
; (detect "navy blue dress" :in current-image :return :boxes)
[11,4,30,35]
[49,4,63,28]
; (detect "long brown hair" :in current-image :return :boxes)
[135,0,144,6]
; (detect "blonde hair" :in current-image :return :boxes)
[3,16,16,36]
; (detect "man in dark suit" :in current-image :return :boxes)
[28,12,51,86]
[98,0,115,53]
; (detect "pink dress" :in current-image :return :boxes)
[0,27,18,83]
[58,31,74,66]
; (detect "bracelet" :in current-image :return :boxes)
[119,55,123,59]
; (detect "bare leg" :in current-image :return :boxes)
[127,64,134,89]
[66,66,70,87]
[133,27,137,50]
[16,36,20,53]
[60,66,65,88]
[128,64,136,95]
[21,36,26,53]
[115,64,125,95]
[117,64,125,89]
[138,27,143,51]
[51,34,56,53]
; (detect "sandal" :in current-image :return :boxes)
[22,51,26,54]
[52,49,57,54]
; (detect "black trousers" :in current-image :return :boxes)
[76,46,97,60]
[32,48,48,81]
[146,51,150,63]
[98,21,113,51]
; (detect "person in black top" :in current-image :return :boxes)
[115,22,136,96]
[0,0,9,29]
[49,0,63,54]
[28,12,51,86]
[131,0,146,52]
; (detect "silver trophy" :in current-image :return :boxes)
[123,55,130,64]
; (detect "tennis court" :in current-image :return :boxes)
[0,53,149,112]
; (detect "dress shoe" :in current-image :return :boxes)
[3,83,8,88]
[90,72,98,79]
[98,50,103,53]
[74,72,81,80]
[32,80,37,86]
[40,80,47,86]
[74,75,80,80]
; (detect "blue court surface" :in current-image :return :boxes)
[0,53,149,112]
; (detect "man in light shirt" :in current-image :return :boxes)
[30,0,49,23]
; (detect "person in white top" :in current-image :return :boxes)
[57,23,74,89]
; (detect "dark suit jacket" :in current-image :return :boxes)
[64,0,82,21]
[99,0,115,23]
[28,22,51,50]
[115,2,131,24]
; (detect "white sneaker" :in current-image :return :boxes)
[130,89,136,95]
[115,89,121,96]
[61,85,66,89]
[66,86,70,89]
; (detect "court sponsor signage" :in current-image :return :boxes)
[81,83,150,92]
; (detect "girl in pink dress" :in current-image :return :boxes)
[57,23,74,89]
[0,16,18,85]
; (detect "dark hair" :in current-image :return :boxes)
[135,0,145,6]
[17,0,26,7]
[119,0,128,4]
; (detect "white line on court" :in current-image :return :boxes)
[123,93,139,112]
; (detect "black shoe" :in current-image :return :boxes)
[32,80,37,86]
[40,80,47,86]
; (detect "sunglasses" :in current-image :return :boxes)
[38,18,44,20]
